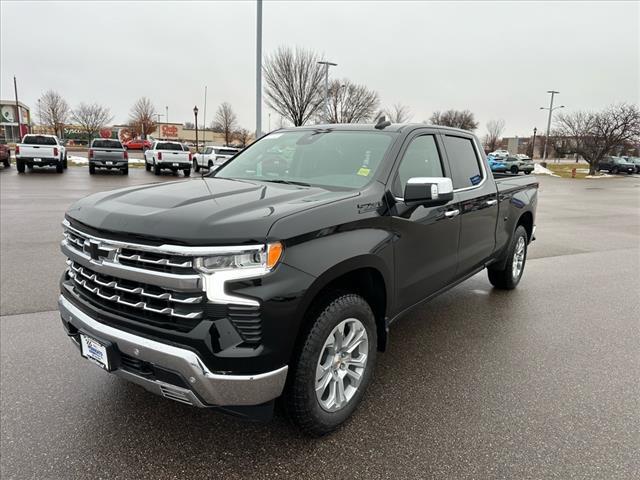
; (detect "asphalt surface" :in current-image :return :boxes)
[1,165,639,479]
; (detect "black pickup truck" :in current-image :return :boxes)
[58,123,538,436]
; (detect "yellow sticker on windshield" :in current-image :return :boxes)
[357,167,371,176]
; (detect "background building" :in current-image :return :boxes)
[0,100,30,142]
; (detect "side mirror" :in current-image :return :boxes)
[403,177,454,207]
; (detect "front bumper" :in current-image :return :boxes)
[58,294,288,407]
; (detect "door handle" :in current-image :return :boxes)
[444,209,460,218]
[486,199,498,206]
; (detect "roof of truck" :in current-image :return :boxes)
[277,123,475,135]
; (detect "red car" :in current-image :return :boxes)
[123,139,152,151]
[0,143,10,168]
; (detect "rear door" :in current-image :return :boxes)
[390,129,461,311]
[440,133,498,277]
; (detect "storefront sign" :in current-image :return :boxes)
[161,124,179,138]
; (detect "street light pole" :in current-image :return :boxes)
[203,86,207,147]
[531,127,537,158]
[13,76,22,140]
[541,90,561,161]
[166,106,169,124]
[255,0,262,139]
[317,61,337,123]
[193,106,199,153]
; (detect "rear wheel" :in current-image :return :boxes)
[524,170,531,175]
[153,161,161,175]
[2,158,9,168]
[63,154,68,169]
[89,164,95,175]
[122,166,129,175]
[612,167,619,174]
[285,293,377,437]
[16,159,25,173]
[145,160,151,171]
[488,225,528,290]
[56,162,63,173]
[183,168,191,177]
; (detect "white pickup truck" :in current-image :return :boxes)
[192,145,240,172]
[144,141,192,176]
[15,134,67,173]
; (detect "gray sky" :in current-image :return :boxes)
[1,0,638,137]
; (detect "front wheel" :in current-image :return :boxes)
[285,293,377,437]
[510,165,519,175]
[488,225,528,290]
[611,167,619,174]
[524,170,531,175]
[193,159,200,173]
[2,159,9,168]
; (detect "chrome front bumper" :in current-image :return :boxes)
[58,295,288,407]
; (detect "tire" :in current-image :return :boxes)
[183,168,191,177]
[56,162,64,173]
[611,167,619,174]
[89,164,95,175]
[208,160,213,170]
[153,162,161,175]
[16,159,25,173]
[27,164,34,171]
[63,154,68,169]
[285,293,377,437]
[488,225,528,290]
[3,158,10,168]
[193,159,200,173]
[510,165,518,175]
[145,160,151,171]
[524,170,531,175]
[122,166,129,175]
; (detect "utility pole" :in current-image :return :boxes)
[166,105,169,124]
[13,76,21,140]
[531,127,537,158]
[540,90,564,161]
[255,0,262,139]
[203,86,208,147]
[317,61,337,122]
[193,106,199,153]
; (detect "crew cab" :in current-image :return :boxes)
[144,141,192,176]
[58,123,537,436]
[89,138,129,175]
[16,134,67,173]
[192,145,240,173]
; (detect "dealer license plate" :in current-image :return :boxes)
[80,334,110,370]
[173,163,179,167]
[34,158,42,162]
[106,161,113,165]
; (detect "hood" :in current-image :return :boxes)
[66,177,358,245]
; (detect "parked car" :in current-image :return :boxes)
[597,156,635,175]
[489,149,509,159]
[192,145,240,172]
[0,141,10,168]
[503,156,534,175]
[89,138,129,175]
[622,156,640,173]
[143,140,192,176]
[123,138,152,151]
[58,124,538,436]
[15,134,67,173]
[488,156,508,173]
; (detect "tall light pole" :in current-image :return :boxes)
[317,61,337,123]
[193,106,199,153]
[531,127,537,158]
[255,0,262,139]
[203,86,208,147]
[540,90,564,161]
[166,106,169,124]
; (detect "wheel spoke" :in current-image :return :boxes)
[347,353,367,369]
[345,328,366,354]
[335,377,346,407]
[345,367,362,387]
[333,323,345,350]
[315,370,332,394]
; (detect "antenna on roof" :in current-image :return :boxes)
[375,116,391,130]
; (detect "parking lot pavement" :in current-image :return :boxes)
[1,167,639,479]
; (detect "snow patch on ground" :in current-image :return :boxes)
[533,164,560,177]
[585,173,613,179]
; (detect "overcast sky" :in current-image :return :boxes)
[1,1,638,136]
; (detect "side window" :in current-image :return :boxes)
[443,135,483,189]
[394,135,443,196]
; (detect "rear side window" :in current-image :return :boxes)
[22,135,56,145]
[443,135,483,189]
[215,148,238,156]
[393,135,443,196]
[92,140,122,149]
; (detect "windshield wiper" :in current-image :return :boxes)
[262,179,311,187]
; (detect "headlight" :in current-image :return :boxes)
[194,242,283,273]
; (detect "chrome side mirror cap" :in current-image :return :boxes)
[403,177,454,207]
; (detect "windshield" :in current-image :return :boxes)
[213,130,396,189]
[92,140,122,149]
[22,135,57,145]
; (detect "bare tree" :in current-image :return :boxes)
[213,102,238,146]
[234,128,251,148]
[72,103,113,142]
[484,119,505,152]
[324,79,380,123]
[184,121,195,130]
[378,103,412,123]
[128,97,156,138]
[38,90,70,138]
[429,109,478,130]
[263,46,325,126]
[554,103,640,175]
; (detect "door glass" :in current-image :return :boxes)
[443,135,483,189]
[393,135,443,196]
